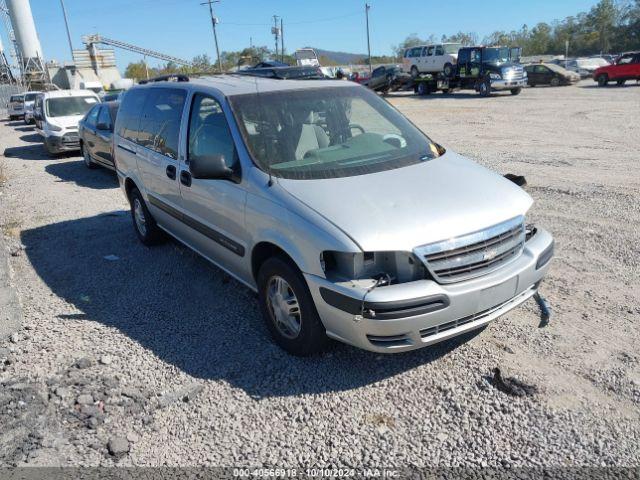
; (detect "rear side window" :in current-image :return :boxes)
[458,49,470,63]
[138,88,186,159]
[426,46,434,56]
[116,89,148,143]
[97,106,112,129]
[435,45,444,56]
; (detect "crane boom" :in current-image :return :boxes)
[82,34,192,66]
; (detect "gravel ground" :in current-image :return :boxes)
[0,80,638,469]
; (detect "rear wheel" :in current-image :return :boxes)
[417,82,429,96]
[550,77,560,87]
[510,87,522,95]
[410,65,419,78]
[257,256,328,356]
[616,79,626,86]
[443,62,453,77]
[597,74,608,87]
[129,187,163,246]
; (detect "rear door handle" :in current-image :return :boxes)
[180,170,192,187]
[117,144,136,155]
[166,165,176,180]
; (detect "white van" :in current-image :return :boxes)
[35,89,100,156]
[403,43,461,77]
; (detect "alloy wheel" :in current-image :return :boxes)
[133,198,147,237]
[266,275,302,339]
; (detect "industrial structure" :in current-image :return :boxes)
[1,0,47,88]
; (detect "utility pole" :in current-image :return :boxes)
[272,15,280,59]
[59,0,74,58]
[201,0,223,72]
[365,3,372,74]
[280,18,284,63]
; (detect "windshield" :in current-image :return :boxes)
[296,50,317,60]
[10,95,23,103]
[45,96,98,118]
[229,86,441,180]
[443,44,461,54]
[24,93,37,102]
[484,47,510,64]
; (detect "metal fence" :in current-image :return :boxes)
[0,84,23,115]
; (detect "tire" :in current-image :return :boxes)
[44,140,59,158]
[597,74,608,87]
[129,187,163,246]
[257,256,329,356]
[616,79,626,86]
[550,77,560,87]
[443,62,453,77]
[510,88,522,95]
[82,143,96,169]
[417,82,429,96]
[529,83,535,88]
[478,79,491,97]
[441,88,451,94]
[410,65,419,78]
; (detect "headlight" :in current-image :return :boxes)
[48,123,62,132]
[320,251,426,285]
[489,72,502,80]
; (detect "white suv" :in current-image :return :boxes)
[403,43,461,77]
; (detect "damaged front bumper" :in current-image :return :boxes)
[305,228,554,353]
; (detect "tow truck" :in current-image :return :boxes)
[412,46,527,97]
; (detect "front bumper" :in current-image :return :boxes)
[305,227,554,353]
[491,78,527,90]
[45,132,80,153]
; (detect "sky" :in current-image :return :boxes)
[1,0,601,72]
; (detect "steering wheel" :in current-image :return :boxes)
[349,123,365,135]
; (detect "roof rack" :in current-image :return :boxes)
[139,74,190,84]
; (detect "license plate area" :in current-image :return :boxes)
[477,277,518,312]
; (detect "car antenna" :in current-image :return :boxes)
[253,75,274,187]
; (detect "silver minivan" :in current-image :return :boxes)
[114,75,554,355]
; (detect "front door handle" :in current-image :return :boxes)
[180,170,192,187]
[166,165,176,180]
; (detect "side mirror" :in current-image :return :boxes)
[96,122,110,131]
[189,154,234,180]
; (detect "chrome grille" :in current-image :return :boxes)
[414,216,525,283]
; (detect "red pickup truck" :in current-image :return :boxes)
[594,51,640,86]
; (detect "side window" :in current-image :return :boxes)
[470,50,480,62]
[85,105,100,127]
[188,94,237,168]
[372,67,384,77]
[458,49,470,64]
[618,55,632,65]
[116,89,148,144]
[411,47,422,58]
[534,65,548,73]
[426,46,434,56]
[138,88,186,159]
[97,106,112,129]
[435,45,444,56]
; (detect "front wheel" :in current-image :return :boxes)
[550,77,560,87]
[82,144,96,169]
[616,79,626,86]
[417,82,429,96]
[478,79,491,97]
[510,87,522,95]
[129,187,164,246]
[257,257,329,356]
[597,75,608,87]
[410,66,419,78]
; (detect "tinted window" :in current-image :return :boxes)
[188,94,237,168]
[137,88,186,159]
[97,106,112,129]
[435,45,444,56]
[410,47,422,57]
[116,89,148,143]
[458,49,470,63]
[426,46,435,56]
[372,67,385,77]
[618,55,633,65]
[10,95,22,103]
[85,105,100,127]
[534,65,548,73]
[24,93,37,102]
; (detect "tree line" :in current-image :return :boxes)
[125,0,640,79]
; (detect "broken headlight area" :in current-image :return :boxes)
[525,224,537,241]
[320,250,428,287]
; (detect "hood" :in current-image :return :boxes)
[49,115,83,130]
[278,151,533,252]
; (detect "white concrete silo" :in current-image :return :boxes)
[5,0,46,85]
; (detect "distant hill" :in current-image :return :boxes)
[306,48,367,65]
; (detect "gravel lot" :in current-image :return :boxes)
[0,80,638,469]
